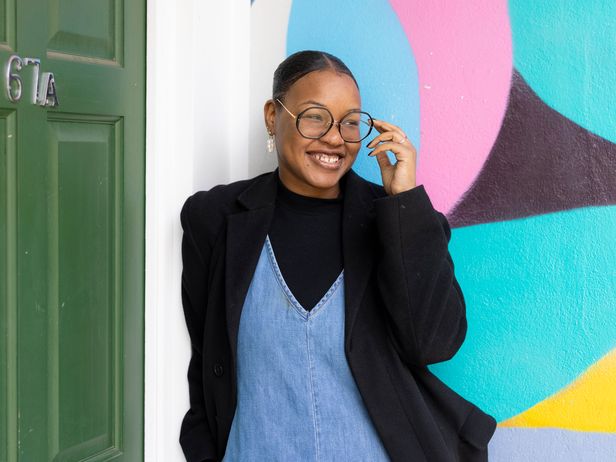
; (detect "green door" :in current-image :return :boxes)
[1,0,145,460]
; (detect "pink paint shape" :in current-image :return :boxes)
[389,0,512,214]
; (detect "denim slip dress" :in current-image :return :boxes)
[222,237,390,462]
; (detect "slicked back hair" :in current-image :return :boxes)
[272,50,359,102]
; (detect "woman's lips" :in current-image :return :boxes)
[306,152,344,169]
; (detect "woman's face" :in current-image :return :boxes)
[265,70,362,198]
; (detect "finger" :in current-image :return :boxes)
[372,150,393,170]
[372,119,406,138]
[369,142,416,161]
[366,131,407,148]
[373,119,405,134]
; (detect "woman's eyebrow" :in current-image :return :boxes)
[299,99,327,107]
[299,99,362,112]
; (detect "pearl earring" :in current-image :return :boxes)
[267,132,275,153]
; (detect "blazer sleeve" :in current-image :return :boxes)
[179,194,217,462]
[374,184,467,367]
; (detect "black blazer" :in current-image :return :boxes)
[179,170,496,462]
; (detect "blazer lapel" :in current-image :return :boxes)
[225,172,277,362]
[342,171,377,349]
[224,169,376,359]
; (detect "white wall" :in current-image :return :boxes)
[248,0,292,176]
[145,2,250,460]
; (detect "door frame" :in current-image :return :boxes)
[144,1,250,460]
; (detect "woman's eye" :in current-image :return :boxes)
[343,120,360,127]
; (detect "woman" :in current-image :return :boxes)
[180,50,496,462]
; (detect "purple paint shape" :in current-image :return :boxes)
[448,69,616,228]
[489,427,616,462]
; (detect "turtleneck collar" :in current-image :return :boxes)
[275,172,344,213]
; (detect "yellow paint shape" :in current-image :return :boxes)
[500,348,616,432]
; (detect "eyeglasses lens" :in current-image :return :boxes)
[297,108,332,139]
[340,112,372,142]
[297,108,372,142]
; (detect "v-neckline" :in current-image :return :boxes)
[264,236,344,319]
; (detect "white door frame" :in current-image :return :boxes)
[144,1,250,460]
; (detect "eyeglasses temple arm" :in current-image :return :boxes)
[275,98,297,120]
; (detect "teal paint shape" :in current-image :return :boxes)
[508,0,616,143]
[287,0,419,185]
[431,205,616,422]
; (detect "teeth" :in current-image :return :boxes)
[314,153,340,164]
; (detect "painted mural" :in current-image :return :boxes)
[251,1,616,459]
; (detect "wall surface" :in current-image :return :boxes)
[250,1,616,460]
[145,1,251,460]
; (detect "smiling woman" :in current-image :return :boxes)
[179,50,496,462]
[265,68,363,197]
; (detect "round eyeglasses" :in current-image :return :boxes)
[276,98,373,143]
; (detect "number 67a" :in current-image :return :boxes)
[5,54,60,107]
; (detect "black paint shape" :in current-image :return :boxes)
[448,69,616,228]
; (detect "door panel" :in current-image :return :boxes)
[48,0,123,63]
[1,109,17,462]
[0,114,5,462]
[0,1,6,43]
[51,118,121,461]
[1,0,144,460]
[0,0,16,48]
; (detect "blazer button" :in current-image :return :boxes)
[213,363,224,377]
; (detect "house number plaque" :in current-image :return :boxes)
[4,54,59,107]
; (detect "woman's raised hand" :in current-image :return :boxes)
[367,120,417,195]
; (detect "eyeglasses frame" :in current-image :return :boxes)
[275,98,373,143]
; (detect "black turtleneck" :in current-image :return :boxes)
[268,176,344,311]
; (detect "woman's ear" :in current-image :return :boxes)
[263,99,276,135]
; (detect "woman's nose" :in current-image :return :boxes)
[320,124,345,146]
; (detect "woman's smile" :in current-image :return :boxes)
[306,150,345,169]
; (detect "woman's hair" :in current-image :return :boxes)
[272,50,359,101]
